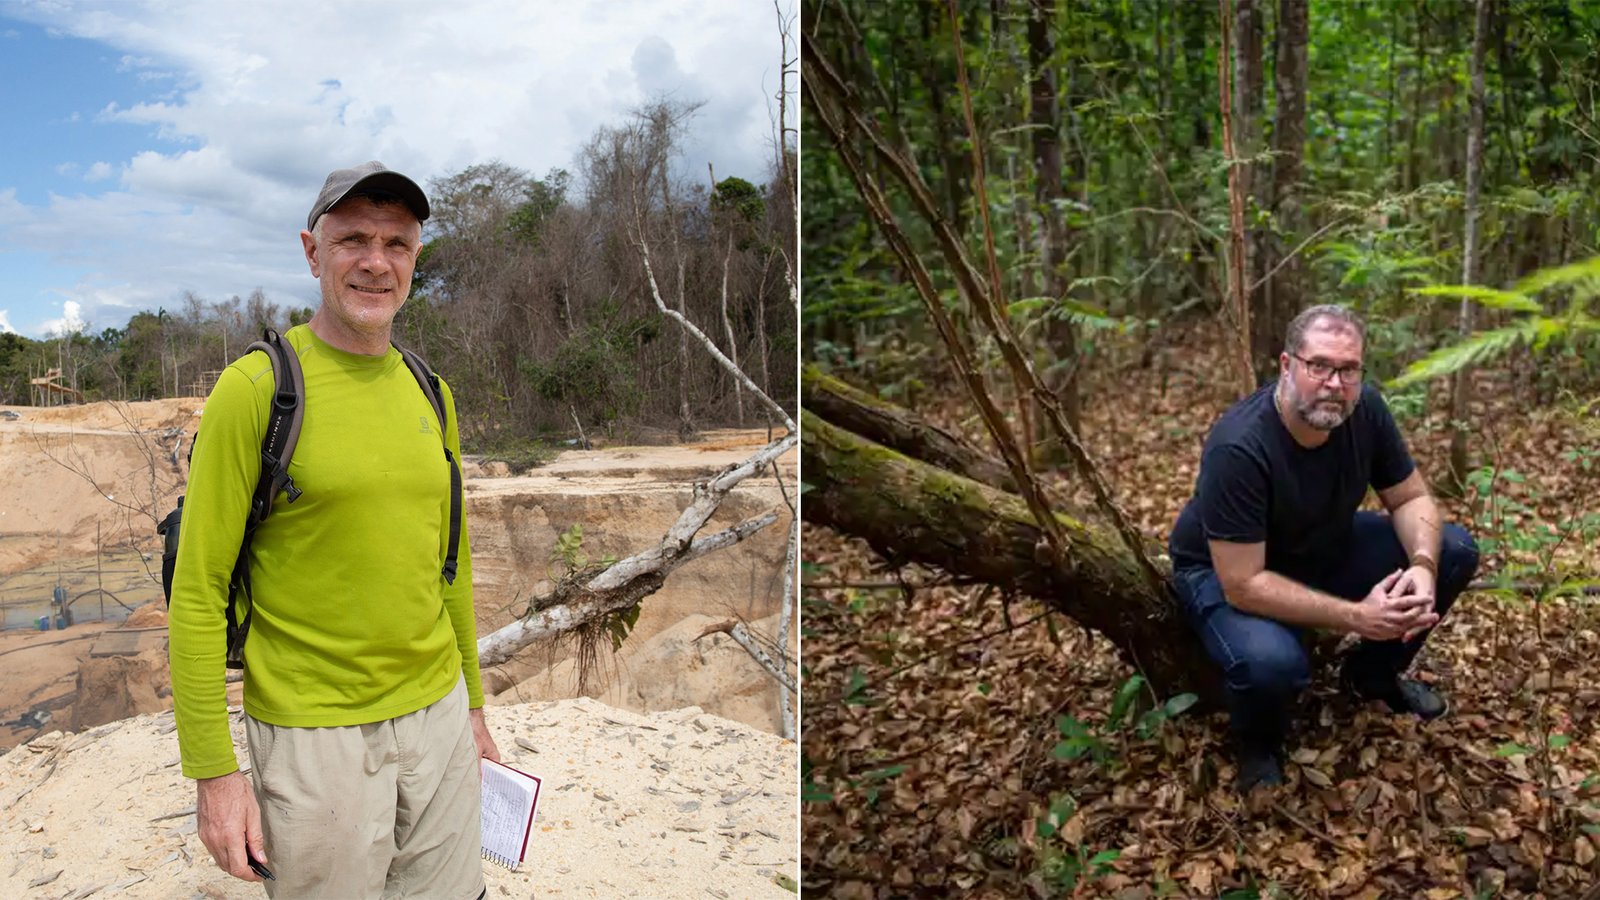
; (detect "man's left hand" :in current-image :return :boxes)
[469,707,501,763]
[1390,564,1438,643]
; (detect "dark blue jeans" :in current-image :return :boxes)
[1171,511,1479,748]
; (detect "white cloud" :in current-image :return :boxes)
[0,311,15,334]
[0,1,795,337]
[41,300,85,337]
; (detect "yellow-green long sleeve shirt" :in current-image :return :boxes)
[168,325,485,780]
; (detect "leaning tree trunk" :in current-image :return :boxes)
[802,408,1221,702]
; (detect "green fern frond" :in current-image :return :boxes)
[1386,321,1541,390]
[1409,284,1542,313]
[1052,297,1119,330]
[1513,256,1600,295]
[1007,296,1054,318]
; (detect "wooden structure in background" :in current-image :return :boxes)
[29,368,83,406]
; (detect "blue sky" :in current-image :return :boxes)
[0,1,795,338]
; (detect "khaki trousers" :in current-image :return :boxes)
[245,677,485,899]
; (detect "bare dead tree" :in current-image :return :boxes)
[32,402,187,586]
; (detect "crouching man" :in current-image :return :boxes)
[1167,304,1478,792]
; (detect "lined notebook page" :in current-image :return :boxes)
[481,759,542,870]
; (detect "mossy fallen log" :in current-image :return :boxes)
[802,409,1221,701]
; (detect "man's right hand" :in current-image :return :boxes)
[1348,568,1438,641]
[196,770,266,882]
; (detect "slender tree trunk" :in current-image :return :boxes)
[719,235,744,427]
[1234,0,1265,380]
[1254,0,1309,374]
[776,517,797,740]
[1029,0,1080,453]
[1447,0,1489,493]
[1404,0,1428,192]
[659,172,694,440]
[1219,0,1255,399]
[920,3,966,233]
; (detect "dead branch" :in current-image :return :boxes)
[636,232,795,433]
[695,617,797,695]
[476,432,795,667]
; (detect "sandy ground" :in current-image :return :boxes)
[0,698,798,899]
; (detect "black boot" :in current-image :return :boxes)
[1342,664,1449,720]
[1235,739,1284,792]
[1227,690,1288,793]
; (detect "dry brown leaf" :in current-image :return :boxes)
[1576,835,1595,866]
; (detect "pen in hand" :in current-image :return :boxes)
[248,851,276,882]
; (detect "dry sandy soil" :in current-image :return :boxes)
[0,399,799,896]
[0,699,798,899]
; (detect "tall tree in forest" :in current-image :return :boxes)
[1253,0,1309,373]
[1234,0,1266,380]
[1219,0,1255,397]
[1029,0,1080,440]
[1447,0,1490,491]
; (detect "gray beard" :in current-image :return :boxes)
[1300,401,1348,430]
[1281,381,1353,431]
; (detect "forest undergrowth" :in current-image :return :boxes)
[801,319,1600,899]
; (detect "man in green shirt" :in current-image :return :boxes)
[169,162,500,897]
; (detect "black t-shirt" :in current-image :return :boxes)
[1168,382,1415,581]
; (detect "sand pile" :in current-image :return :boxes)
[0,698,798,898]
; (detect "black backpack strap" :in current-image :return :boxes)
[394,343,462,586]
[225,328,306,669]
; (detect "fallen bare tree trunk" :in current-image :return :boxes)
[802,408,1221,701]
[477,432,796,667]
[696,618,796,695]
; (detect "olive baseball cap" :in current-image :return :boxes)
[307,161,430,231]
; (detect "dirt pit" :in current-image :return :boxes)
[0,400,797,749]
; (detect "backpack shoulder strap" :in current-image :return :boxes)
[225,328,306,668]
[393,342,463,586]
[246,328,307,516]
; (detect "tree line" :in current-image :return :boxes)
[3,102,798,452]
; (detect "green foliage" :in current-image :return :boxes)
[1052,675,1200,765]
[1032,791,1121,892]
[801,753,834,804]
[607,602,641,651]
[519,309,659,428]
[1389,255,1600,390]
[1464,462,1600,603]
[550,523,589,572]
[506,169,570,246]
[712,176,765,224]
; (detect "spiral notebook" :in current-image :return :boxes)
[481,758,543,870]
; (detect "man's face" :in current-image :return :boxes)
[301,197,422,338]
[1279,322,1364,431]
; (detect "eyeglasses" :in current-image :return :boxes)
[1290,353,1364,385]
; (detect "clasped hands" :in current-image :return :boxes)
[1351,564,1437,643]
